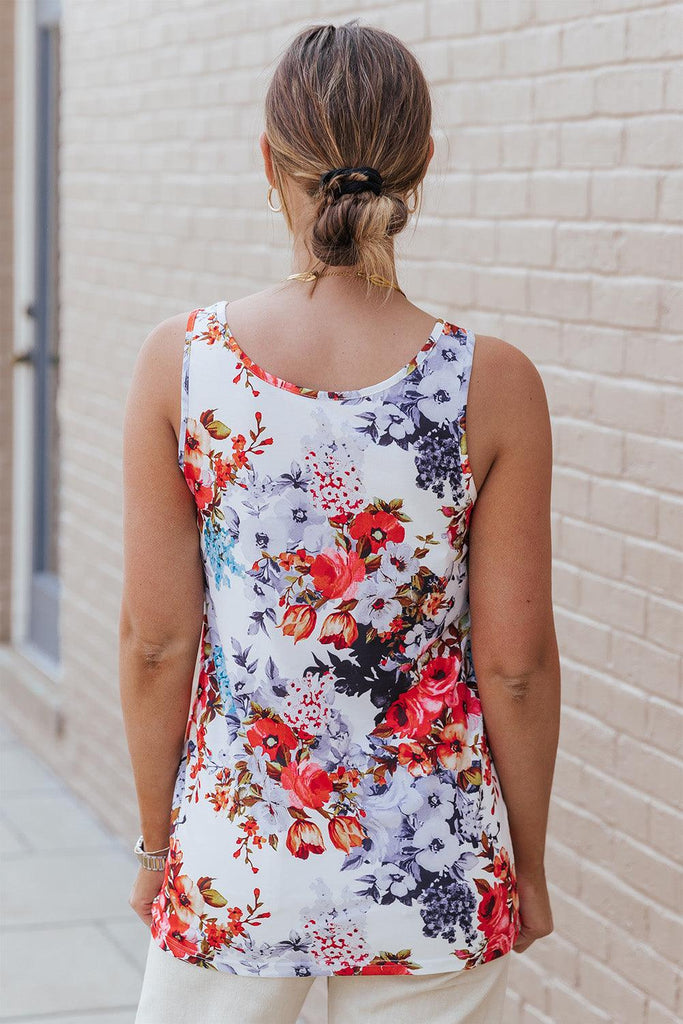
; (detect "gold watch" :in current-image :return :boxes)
[134,834,169,872]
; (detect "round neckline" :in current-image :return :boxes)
[218,299,446,401]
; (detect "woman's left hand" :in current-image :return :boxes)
[129,865,165,927]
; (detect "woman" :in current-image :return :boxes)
[120,20,560,1024]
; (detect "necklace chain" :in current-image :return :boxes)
[286,269,405,296]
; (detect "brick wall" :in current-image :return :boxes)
[0,0,14,642]
[4,1,682,1021]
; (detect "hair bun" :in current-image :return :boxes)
[319,166,384,198]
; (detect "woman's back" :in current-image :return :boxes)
[123,21,558,1017]
[148,294,521,975]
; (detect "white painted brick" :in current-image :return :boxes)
[427,0,479,37]
[646,1000,682,1024]
[609,631,680,702]
[591,275,659,329]
[497,221,554,267]
[597,0,667,9]
[645,593,683,652]
[556,223,621,272]
[559,516,624,577]
[616,733,683,806]
[618,226,683,279]
[625,5,683,61]
[534,0,600,24]
[560,14,627,67]
[647,693,683,761]
[624,433,683,500]
[474,173,528,216]
[624,331,682,384]
[646,904,683,965]
[591,170,660,221]
[554,419,623,475]
[624,533,683,600]
[581,573,647,634]
[560,323,625,375]
[624,116,683,168]
[412,39,450,83]
[461,79,534,125]
[658,282,683,332]
[589,478,658,537]
[659,171,683,223]
[595,66,665,115]
[549,980,611,1024]
[479,0,534,32]
[560,120,622,168]
[578,954,648,1023]
[507,953,552,1013]
[552,465,590,517]
[592,376,664,433]
[446,35,503,79]
[534,73,594,120]
[529,171,590,217]
[443,125,501,170]
[579,672,649,743]
[545,838,582,898]
[520,1007,554,1024]
[529,270,591,320]
[500,125,540,170]
[474,266,527,312]
[549,889,610,964]
[580,861,652,937]
[663,62,683,112]
[607,930,680,1010]
[501,25,562,75]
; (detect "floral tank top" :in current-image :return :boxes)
[149,298,521,977]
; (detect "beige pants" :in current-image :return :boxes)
[135,934,511,1024]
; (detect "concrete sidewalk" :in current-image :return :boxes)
[0,716,325,1023]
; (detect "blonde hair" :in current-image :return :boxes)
[264,20,432,301]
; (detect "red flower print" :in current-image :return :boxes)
[286,818,326,859]
[328,815,365,853]
[445,679,482,727]
[246,718,297,762]
[168,874,205,930]
[309,548,366,601]
[493,846,513,883]
[319,610,358,649]
[477,882,517,959]
[226,905,247,937]
[417,654,461,703]
[281,760,333,810]
[349,509,405,552]
[360,962,412,975]
[280,603,317,643]
[385,687,437,738]
[205,921,230,949]
[183,460,214,510]
[165,928,202,958]
[397,740,434,777]
[435,721,474,772]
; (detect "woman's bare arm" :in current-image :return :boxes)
[119,313,205,852]
[467,338,561,880]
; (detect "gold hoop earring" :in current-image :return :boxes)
[267,184,282,213]
[406,189,419,215]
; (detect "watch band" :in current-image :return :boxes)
[134,834,169,871]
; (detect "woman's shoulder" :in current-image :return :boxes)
[465,332,551,494]
[129,308,198,441]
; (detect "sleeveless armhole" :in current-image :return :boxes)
[178,308,199,471]
[460,328,478,506]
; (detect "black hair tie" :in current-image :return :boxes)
[319,165,384,197]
